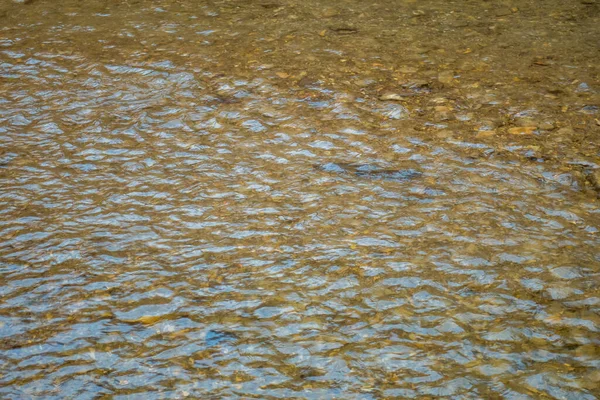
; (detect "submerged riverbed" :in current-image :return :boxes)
[1,0,599,398]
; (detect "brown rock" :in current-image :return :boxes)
[438,70,455,84]
[321,7,340,18]
[398,66,418,74]
[508,126,537,135]
[495,7,512,17]
[477,130,496,138]
[515,118,538,127]
[379,92,410,101]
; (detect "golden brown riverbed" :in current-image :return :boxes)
[1,0,599,398]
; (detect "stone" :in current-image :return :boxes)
[515,118,538,127]
[557,127,575,136]
[379,92,410,101]
[584,169,600,191]
[539,121,555,130]
[495,7,513,17]
[476,130,496,138]
[436,130,453,139]
[354,78,376,87]
[321,7,340,18]
[438,70,455,84]
[398,66,418,74]
[508,126,537,135]
[410,79,430,88]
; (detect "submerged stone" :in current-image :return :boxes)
[313,162,422,181]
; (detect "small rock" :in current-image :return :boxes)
[436,130,453,139]
[275,72,289,78]
[297,75,317,87]
[546,285,575,300]
[557,127,575,136]
[398,66,418,74]
[321,7,339,18]
[438,70,455,84]
[379,92,409,102]
[539,121,555,130]
[456,113,473,121]
[515,118,538,127]
[584,169,600,191]
[477,130,496,138]
[576,82,590,92]
[478,119,500,130]
[550,266,582,280]
[580,105,598,115]
[435,112,450,121]
[337,92,356,103]
[508,126,537,135]
[329,25,358,34]
[495,7,513,16]
[410,79,430,88]
[355,78,376,87]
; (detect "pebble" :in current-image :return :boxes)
[321,7,340,18]
[434,106,451,120]
[410,79,430,88]
[557,127,575,136]
[379,92,410,102]
[456,113,473,121]
[584,169,600,190]
[436,130,453,139]
[398,66,418,74]
[515,118,538,127]
[435,112,450,121]
[355,78,376,87]
[438,70,455,84]
[329,25,358,34]
[477,130,496,138]
[508,126,537,135]
[495,7,513,17]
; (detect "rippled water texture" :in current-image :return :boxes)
[1,0,600,398]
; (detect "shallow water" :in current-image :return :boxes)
[1,0,599,398]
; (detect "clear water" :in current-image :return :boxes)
[1,0,599,398]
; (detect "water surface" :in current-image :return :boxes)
[1,0,599,398]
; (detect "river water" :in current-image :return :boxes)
[1,0,599,398]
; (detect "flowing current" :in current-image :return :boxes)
[1,0,599,398]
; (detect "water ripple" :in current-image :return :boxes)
[0,0,599,398]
